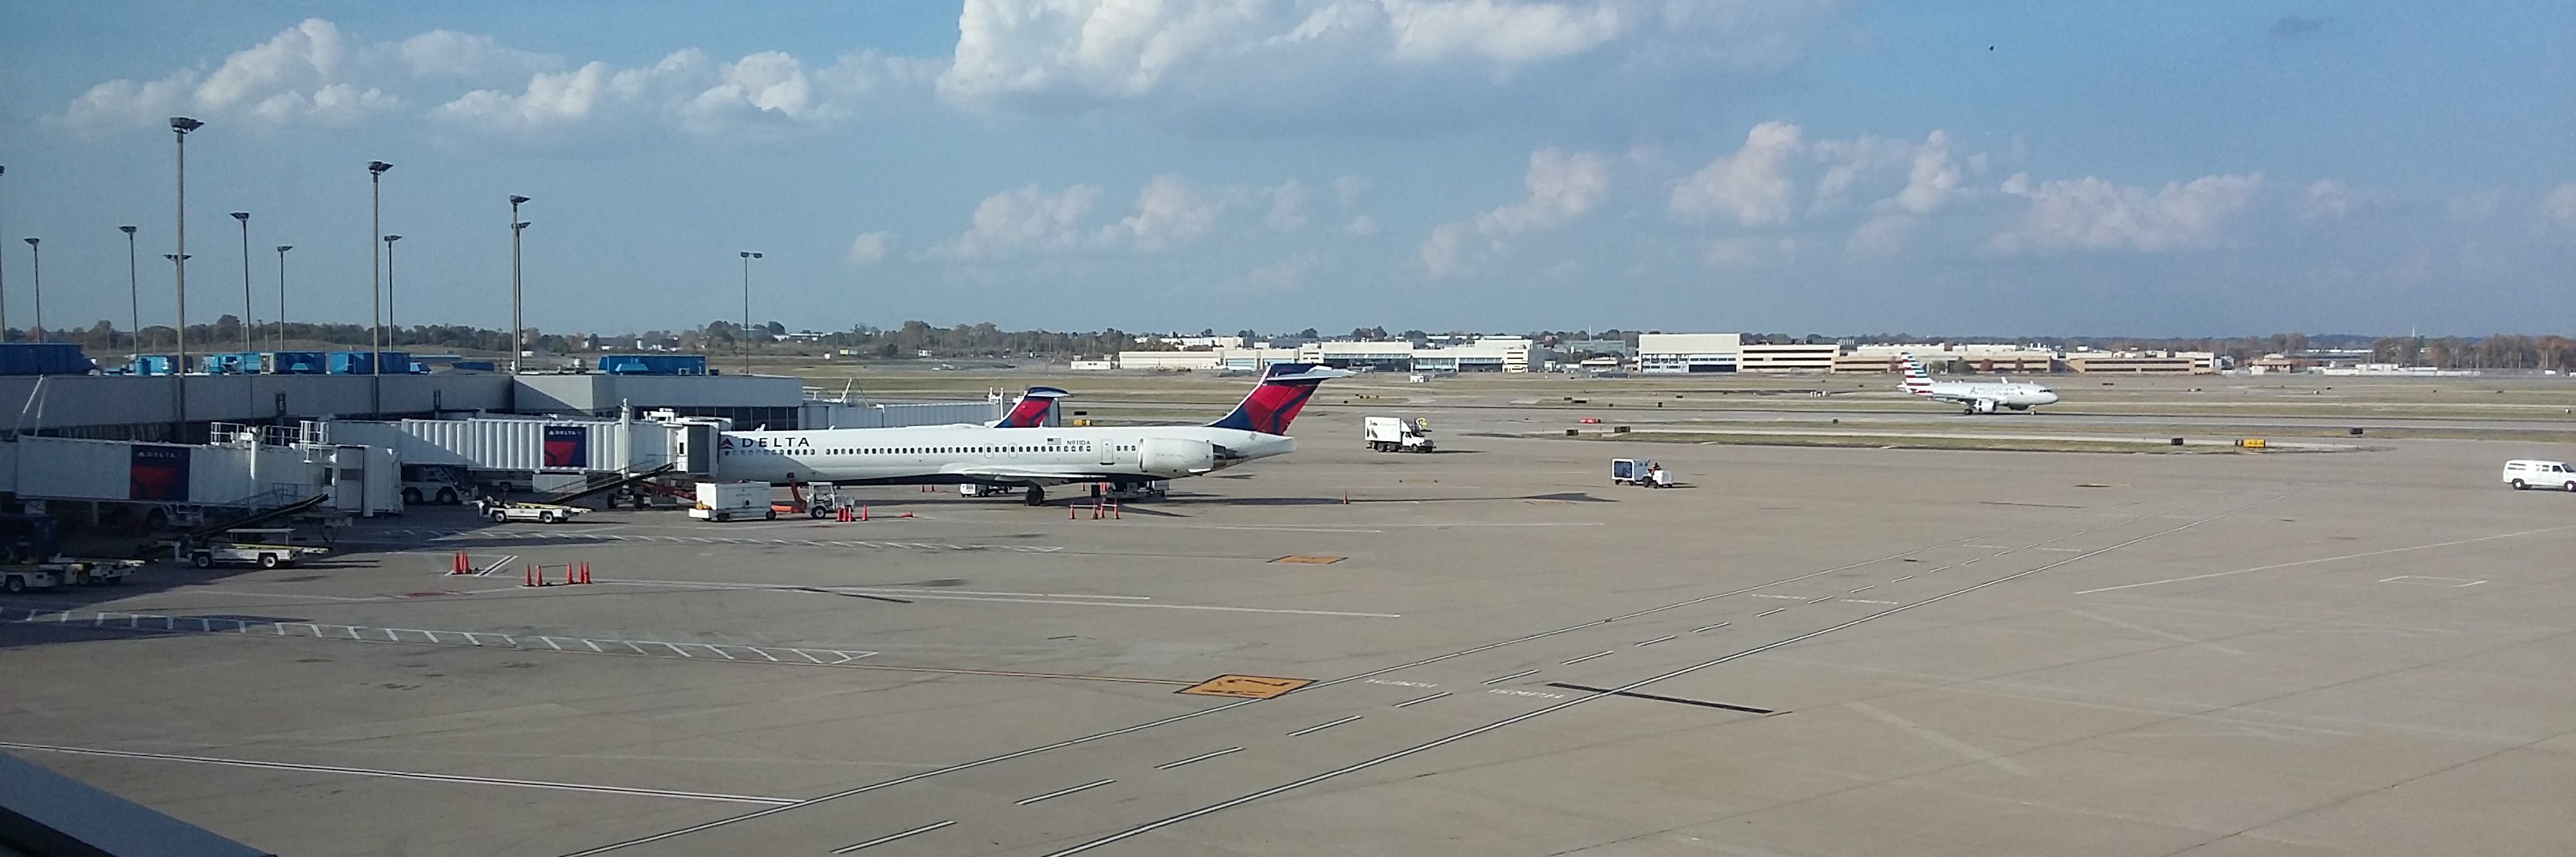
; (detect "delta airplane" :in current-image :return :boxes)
[1900,354,2060,414]
[715,363,1349,505]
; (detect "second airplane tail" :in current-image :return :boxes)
[993,387,1070,428]
[1206,363,1350,435]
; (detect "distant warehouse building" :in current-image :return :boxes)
[1737,342,1840,372]
[1637,333,1743,374]
[1848,343,2058,373]
[2065,351,2218,374]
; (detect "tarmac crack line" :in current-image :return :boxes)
[0,741,799,805]
[1035,493,2287,857]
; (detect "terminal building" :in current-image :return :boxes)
[1112,338,1544,373]
[1635,333,1744,374]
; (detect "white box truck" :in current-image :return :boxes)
[691,481,775,522]
[1364,416,1436,452]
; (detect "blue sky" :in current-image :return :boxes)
[1,1,2569,339]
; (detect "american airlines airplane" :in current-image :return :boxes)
[1900,354,2060,414]
[716,363,1350,505]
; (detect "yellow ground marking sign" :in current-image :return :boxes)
[1178,675,1313,699]
[1271,556,1344,564]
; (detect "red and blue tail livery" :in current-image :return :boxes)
[1206,363,1350,435]
[994,387,1069,428]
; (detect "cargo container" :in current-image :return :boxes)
[327,350,414,375]
[199,352,263,374]
[598,354,709,376]
[689,481,773,522]
[266,351,328,374]
[0,342,98,376]
[126,355,177,376]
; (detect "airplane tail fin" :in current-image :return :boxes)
[1899,354,1935,396]
[991,387,1069,428]
[1206,363,1350,434]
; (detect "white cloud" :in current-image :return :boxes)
[1101,175,1225,251]
[2544,183,2576,232]
[939,184,1104,260]
[1474,148,1609,234]
[1334,174,1370,207]
[1266,180,1309,230]
[1670,121,1802,226]
[1419,147,1607,276]
[54,18,400,132]
[845,231,892,265]
[1989,172,2265,253]
[1380,0,1624,64]
[1342,214,1380,236]
[1418,222,1472,276]
[1232,251,1323,293]
[398,30,560,81]
[936,0,1837,126]
[441,49,929,137]
[48,16,929,138]
[1703,236,1797,269]
[2302,178,2353,221]
[1890,130,1960,215]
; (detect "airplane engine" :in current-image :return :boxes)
[1139,438,1218,477]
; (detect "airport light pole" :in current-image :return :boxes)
[1,164,9,341]
[509,194,529,372]
[19,238,38,342]
[382,234,402,346]
[171,116,204,438]
[230,211,252,348]
[366,160,390,418]
[120,226,139,351]
[738,250,762,375]
[273,245,291,350]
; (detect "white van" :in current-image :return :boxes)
[2500,459,2576,492]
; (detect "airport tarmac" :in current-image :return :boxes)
[5,412,2574,856]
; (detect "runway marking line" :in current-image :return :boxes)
[1481,669,1540,685]
[1271,556,1345,564]
[2073,524,2576,594]
[1561,651,1615,665]
[1286,716,1363,736]
[0,741,797,805]
[2379,575,2486,587]
[833,821,956,853]
[1177,675,1312,699]
[1154,748,1244,769]
[1015,779,1118,805]
[1392,692,1450,708]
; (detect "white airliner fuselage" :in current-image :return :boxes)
[1901,355,2060,414]
[717,425,1290,488]
[705,363,1345,505]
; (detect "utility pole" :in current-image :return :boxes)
[120,226,139,351]
[230,211,252,348]
[739,251,762,375]
[274,245,292,351]
[170,117,204,439]
[19,238,38,342]
[509,195,530,372]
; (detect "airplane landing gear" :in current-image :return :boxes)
[1024,485,1046,506]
